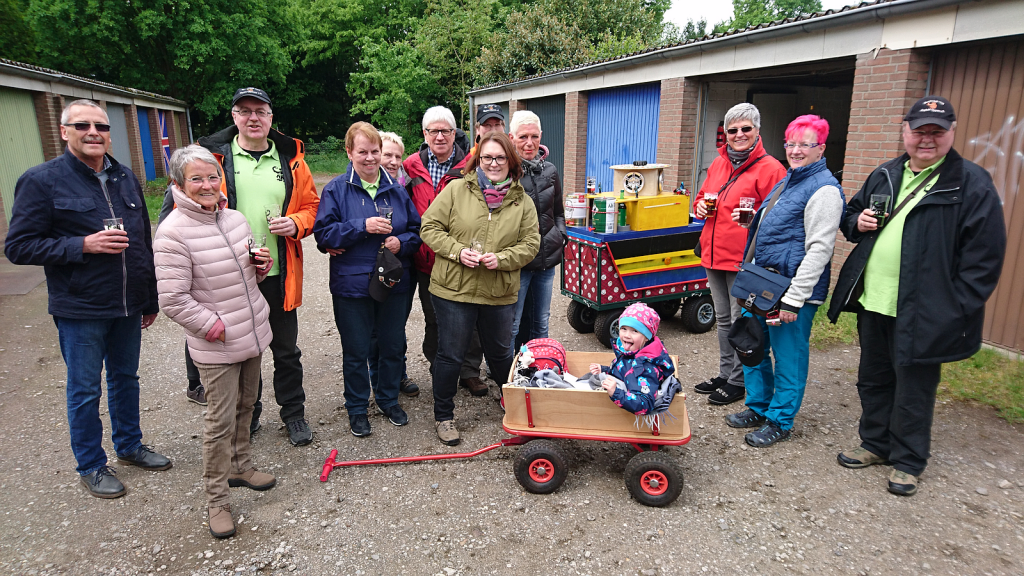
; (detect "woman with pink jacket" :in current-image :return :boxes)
[154,145,275,539]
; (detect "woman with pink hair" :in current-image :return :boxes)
[723,114,846,448]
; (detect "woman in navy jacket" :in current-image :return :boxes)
[313,122,421,438]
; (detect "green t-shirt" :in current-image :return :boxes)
[362,174,380,199]
[232,137,286,276]
[859,156,946,317]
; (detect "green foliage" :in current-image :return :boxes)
[305,153,349,175]
[305,136,343,156]
[0,0,36,61]
[659,18,707,44]
[141,177,168,225]
[810,298,857,350]
[713,0,823,33]
[940,349,1024,424]
[538,0,669,45]
[591,33,649,61]
[477,4,591,85]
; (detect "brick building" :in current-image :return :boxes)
[468,0,1024,352]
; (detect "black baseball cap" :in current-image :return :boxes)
[476,103,504,124]
[727,316,765,368]
[368,248,403,302]
[232,87,272,108]
[904,96,956,130]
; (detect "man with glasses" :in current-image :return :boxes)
[5,99,171,498]
[403,106,490,396]
[829,96,1006,496]
[171,87,320,446]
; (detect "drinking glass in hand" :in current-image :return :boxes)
[377,205,394,222]
[704,191,719,214]
[869,194,890,228]
[264,204,281,225]
[470,238,483,254]
[248,234,266,265]
[103,217,124,231]
[737,197,755,227]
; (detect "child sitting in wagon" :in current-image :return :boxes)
[589,303,676,416]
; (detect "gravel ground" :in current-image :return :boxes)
[1,233,1022,576]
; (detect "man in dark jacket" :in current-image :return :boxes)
[5,99,171,499]
[828,96,1006,496]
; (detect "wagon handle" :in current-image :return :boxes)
[318,437,530,482]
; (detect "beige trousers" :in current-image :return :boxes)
[195,354,262,507]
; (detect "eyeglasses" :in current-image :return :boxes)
[185,175,222,186]
[425,128,454,137]
[726,126,755,135]
[63,122,111,133]
[783,143,822,150]
[480,155,507,165]
[233,109,272,119]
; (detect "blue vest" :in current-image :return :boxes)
[754,158,844,303]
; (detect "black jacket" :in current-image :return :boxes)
[4,149,158,319]
[520,148,567,271]
[827,148,1006,365]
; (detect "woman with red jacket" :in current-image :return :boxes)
[692,103,786,405]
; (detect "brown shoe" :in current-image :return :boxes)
[837,447,889,469]
[460,377,488,397]
[888,469,919,496]
[228,468,276,491]
[435,420,461,446]
[208,504,235,539]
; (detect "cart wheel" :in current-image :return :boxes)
[594,309,623,349]
[680,294,715,334]
[566,300,597,334]
[654,298,682,319]
[624,451,683,507]
[514,440,568,494]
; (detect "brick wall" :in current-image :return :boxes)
[508,99,526,116]
[563,91,588,194]
[177,112,190,146]
[147,108,167,178]
[125,104,147,181]
[32,92,63,161]
[656,78,700,193]
[833,48,930,278]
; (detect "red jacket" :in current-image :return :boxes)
[694,139,786,271]
[403,144,469,274]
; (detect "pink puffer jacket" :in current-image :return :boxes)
[154,185,272,365]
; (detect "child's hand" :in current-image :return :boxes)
[601,378,617,397]
[589,363,601,376]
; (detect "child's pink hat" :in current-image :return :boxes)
[619,302,660,340]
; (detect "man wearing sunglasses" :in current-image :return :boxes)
[5,99,171,499]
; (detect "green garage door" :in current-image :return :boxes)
[0,88,45,224]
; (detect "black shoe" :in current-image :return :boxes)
[709,383,746,405]
[745,421,791,447]
[694,376,726,394]
[399,377,420,397]
[249,419,261,435]
[380,404,409,426]
[350,414,372,437]
[118,445,172,471]
[80,466,126,499]
[286,419,313,446]
[725,408,766,429]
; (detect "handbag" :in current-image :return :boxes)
[730,182,791,316]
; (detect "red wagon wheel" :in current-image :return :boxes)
[624,451,683,507]
[514,440,568,495]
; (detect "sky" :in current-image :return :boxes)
[664,0,857,31]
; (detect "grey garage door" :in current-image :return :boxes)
[524,95,565,178]
[106,103,134,173]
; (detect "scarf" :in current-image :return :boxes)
[727,136,759,168]
[476,167,511,210]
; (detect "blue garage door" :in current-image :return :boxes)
[585,84,660,194]
[137,108,156,181]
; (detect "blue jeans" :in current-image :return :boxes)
[369,286,416,392]
[431,296,515,421]
[333,295,406,415]
[742,304,818,431]
[510,267,557,354]
[54,315,144,475]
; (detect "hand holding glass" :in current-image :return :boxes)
[264,204,281,224]
[248,234,266,265]
[103,217,124,231]
[869,194,890,228]
[377,205,394,222]
[704,191,719,214]
[737,197,755,227]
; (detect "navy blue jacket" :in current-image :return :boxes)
[4,149,158,319]
[313,166,421,298]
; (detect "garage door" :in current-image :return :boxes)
[524,95,565,178]
[586,83,660,194]
[0,88,45,225]
[106,103,133,172]
[931,40,1024,352]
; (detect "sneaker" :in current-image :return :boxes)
[350,414,372,437]
[708,383,746,405]
[208,504,235,539]
[837,447,889,469]
[380,404,409,426]
[228,467,276,491]
[694,376,726,394]
[286,419,313,446]
[118,445,173,471]
[745,421,791,447]
[435,420,460,446]
[249,419,262,435]
[460,377,489,397]
[186,384,207,406]
[80,466,126,499]
[888,469,919,496]
[399,377,420,397]
[725,408,766,428]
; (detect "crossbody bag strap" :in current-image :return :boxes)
[742,177,789,264]
[717,154,767,196]
[885,168,941,222]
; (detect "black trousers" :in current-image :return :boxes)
[856,311,942,476]
[185,277,306,424]
[416,269,483,378]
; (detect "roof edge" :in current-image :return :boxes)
[0,59,188,106]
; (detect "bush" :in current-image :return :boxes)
[306,136,342,156]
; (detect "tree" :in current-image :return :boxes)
[713,0,822,33]
[476,4,591,86]
[660,18,707,44]
[0,0,36,62]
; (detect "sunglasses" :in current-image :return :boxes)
[726,126,755,135]
[63,122,111,133]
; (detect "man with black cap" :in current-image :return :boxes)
[163,87,321,446]
[828,96,1006,496]
[473,103,506,153]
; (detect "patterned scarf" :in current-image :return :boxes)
[476,167,511,209]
